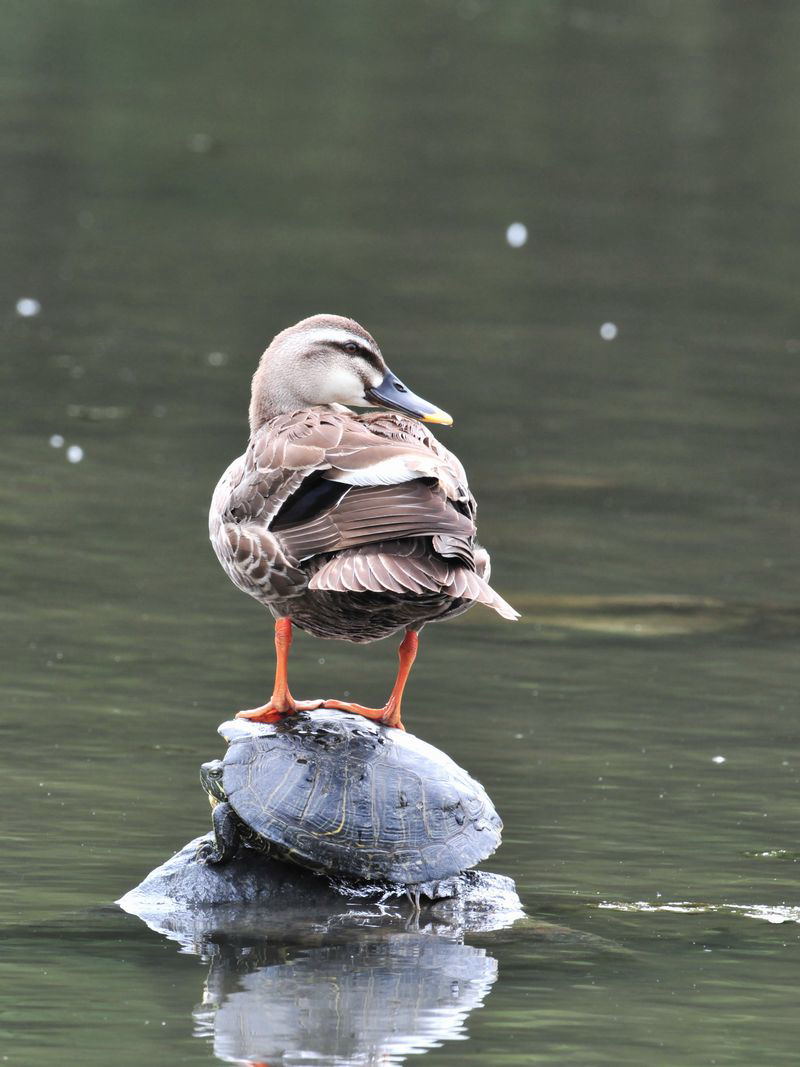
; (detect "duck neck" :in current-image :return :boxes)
[248,363,297,432]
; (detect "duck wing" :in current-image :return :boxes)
[308,538,520,620]
[274,481,474,562]
[211,408,518,619]
[264,409,477,562]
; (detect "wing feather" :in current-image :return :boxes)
[209,408,516,611]
[275,481,474,564]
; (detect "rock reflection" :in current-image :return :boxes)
[119,850,524,1066]
[193,930,497,1065]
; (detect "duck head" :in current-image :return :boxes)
[249,314,453,431]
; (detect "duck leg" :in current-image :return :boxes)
[323,629,418,731]
[236,617,324,724]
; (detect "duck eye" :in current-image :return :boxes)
[344,342,358,354]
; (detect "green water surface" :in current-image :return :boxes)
[2,2,799,1064]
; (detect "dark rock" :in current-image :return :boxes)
[120,833,345,910]
[117,834,525,948]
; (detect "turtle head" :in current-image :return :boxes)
[200,760,227,803]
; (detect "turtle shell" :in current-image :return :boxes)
[216,710,502,885]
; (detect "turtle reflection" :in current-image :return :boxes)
[193,931,497,1066]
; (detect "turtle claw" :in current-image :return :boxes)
[195,840,222,865]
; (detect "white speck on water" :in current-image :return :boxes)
[318,657,326,665]
[188,132,214,154]
[712,755,726,764]
[600,322,618,340]
[49,434,64,448]
[505,222,528,248]
[16,297,41,317]
[66,445,84,463]
[207,351,228,366]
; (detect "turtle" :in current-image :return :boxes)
[197,710,502,889]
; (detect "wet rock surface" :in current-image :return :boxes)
[117,833,526,945]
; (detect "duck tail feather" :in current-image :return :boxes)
[472,575,521,620]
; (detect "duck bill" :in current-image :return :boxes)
[365,370,453,426]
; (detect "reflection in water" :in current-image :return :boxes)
[193,932,497,1066]
[120,864,522,1066]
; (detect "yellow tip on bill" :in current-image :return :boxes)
[423,409,454,427]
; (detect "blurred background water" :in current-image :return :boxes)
[2,1,799,1064]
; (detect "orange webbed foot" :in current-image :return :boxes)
[235,697,325,724]
[322,699,405,731]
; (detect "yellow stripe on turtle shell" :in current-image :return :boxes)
[316,760,348,836]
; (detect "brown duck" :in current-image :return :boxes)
[209,314,519,730]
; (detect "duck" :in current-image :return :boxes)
[209,314,519,730]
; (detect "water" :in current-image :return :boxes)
[2,1,800,1063]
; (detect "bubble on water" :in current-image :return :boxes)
[16,297,41,317]
[187,132,214,154]
[207,351,228,366]
[711,755,726,764]
[49,434,65,448]
[600,322,618,340]
[66,445,84,464]
[505,222,528,248]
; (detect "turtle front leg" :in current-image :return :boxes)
[236,617,325,724]
[197,802,241,865]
